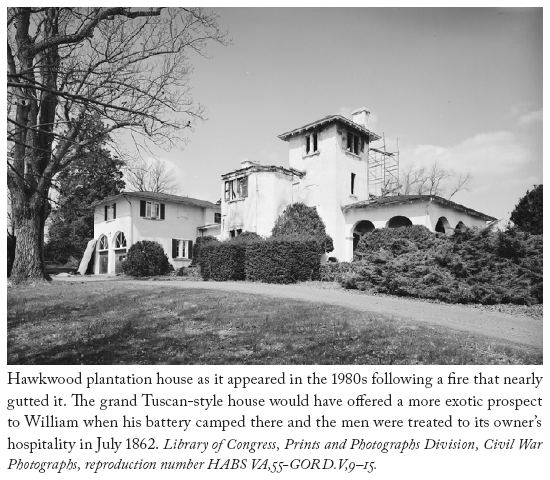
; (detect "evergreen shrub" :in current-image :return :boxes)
[199,241,247,281]
[272,203,334,253]
[336,226,542,305]
[122,240,170,277]
[191,236,219,266]
[245,236,321,284]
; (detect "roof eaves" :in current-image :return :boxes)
[278,115,381,142]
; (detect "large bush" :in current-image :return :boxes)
[333,226,542,305]
[245,236,321,284]
[199,241,247,281]
[272,203,333,253]
[122,240,170,277]
[191,236,219,266]
[354,225,435,260]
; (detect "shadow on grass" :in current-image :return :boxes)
[8,283,543,365]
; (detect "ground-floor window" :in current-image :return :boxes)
[98,235,109,274]
[172,239,193,259]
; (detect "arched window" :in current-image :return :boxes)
[353,220,375,251]
[455,221,466,230]
[114,232,127,249]
[98,235,109,274]
[435,217,451,234]
[98,235,108,250]
[386,216,413,229]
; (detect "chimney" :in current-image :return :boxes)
[351,107,370,128]
[240,158,258,168]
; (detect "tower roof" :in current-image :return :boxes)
[278,114,381,142]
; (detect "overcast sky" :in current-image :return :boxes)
[132,7,542,221]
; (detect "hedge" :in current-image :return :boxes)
[191,236,219,266]
[245,236,321,284]
[199,236,321,284]
[199,241,247,281]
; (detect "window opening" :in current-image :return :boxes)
[214,212,221,224]
[98,235,108,250]
[225,177,248,202]
[347,132,361,154]
[351,173,356,195]
[104,203,116,221]
[306,135,311,154]
[114,232,127,249]
[313,133,318,152]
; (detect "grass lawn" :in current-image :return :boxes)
[7,281,542,365]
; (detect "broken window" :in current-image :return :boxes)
[238,177,248,198]
[347,132,361,155]
[351,173,356,195]
[225,177,248,202]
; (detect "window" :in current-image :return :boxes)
[172,239,193,259]
[347,132,361,155]
[98,235,108,250]
[351,173,356,195]
[304,132,319,155]
[237,177,248,198]
[214,212,221,224]
[114,232,127,249]
[224,176,248,202]
[104,203,116,221]
[140,200,165,219]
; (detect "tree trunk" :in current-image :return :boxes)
[10,193,50,283]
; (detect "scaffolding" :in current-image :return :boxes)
[368,134,400,197]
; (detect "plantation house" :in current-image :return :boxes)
[221,108,495,261]
[90,192,220,274]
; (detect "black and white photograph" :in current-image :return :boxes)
[7,7,542,365]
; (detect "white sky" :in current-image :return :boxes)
[121,7,543,221]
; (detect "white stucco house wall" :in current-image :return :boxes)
[90,192,221,274]
[220,107,495,262]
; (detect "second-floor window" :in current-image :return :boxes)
[224,176,248,202]
[140,200,165,219]
[347,132,364,155]
[304,132,318,155]
[104,203,116,221]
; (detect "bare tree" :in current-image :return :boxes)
[398,161,472,199]
[7,8,227,282]
[124,157,180,194]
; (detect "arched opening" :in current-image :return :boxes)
[435,216,451,234]
[386,216,413,229]
[98,235,109,274]
[114,232,127,274]
[455,221,466,230]
[353,220,375,251]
